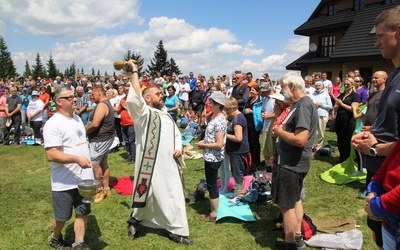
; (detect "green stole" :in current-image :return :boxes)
[132,110,161,208]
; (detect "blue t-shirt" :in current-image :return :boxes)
[20,94,32,110]
[165,95,179,114]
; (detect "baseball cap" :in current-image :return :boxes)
[209,91,226,106]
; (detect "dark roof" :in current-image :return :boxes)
[287,2,398,70]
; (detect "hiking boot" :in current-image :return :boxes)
[93,190,106,203]
[199,213,216,222]
[169,233,194,246]
[48,233,70,249]
[72,242,90,250]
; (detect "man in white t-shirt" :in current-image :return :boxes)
[43,87,94,250]
[321,72,333,96]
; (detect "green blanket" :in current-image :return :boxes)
[320,157,366,184]
[217,193,256,222]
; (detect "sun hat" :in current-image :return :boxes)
[31,90,39,96]
[209,91,226,106]
[269,92,285,102]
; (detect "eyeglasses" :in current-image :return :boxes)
[58,95,75,101]
[344,84,351,87]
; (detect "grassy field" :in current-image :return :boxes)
[0,130,376,249]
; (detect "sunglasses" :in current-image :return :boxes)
[58,95,75,101]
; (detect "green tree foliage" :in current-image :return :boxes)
[169,58,181,76]
[32,52,47,79]
[147,40,170,76]
[124,50,145,75]
[68,62,76,77]
[47,53,58,79]
[97,69,100,76]
[81,67,84,75]
[0,36,17,79]
[91,67,95,76]
[64,68,70,78]
[23,60,32,78]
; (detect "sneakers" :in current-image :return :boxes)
[295,234,306,249]
[48,233,69,249]
[199,213,216,222]
[169,233,194,246]
[72,242,90,250]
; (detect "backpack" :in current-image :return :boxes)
[302,214,318,240]
[252,171,273,202]
[280,214,317,240]
[184,122,198,136]
[180,117,190,128]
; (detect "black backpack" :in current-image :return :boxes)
[252,171,272,202]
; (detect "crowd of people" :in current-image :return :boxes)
[1,6,400,249]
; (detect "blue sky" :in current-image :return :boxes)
[0,0,320,79]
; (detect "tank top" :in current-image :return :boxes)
[88,99,115,142]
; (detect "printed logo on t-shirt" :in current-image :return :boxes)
[75,128,87,146]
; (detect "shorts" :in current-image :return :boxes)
[273,166,306,209]
[52,188,91,222]
[89,138,114,164]
[179,99,189,110]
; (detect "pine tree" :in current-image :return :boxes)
[147,40,170,76]
[23,60,32,78]
[169,58,181,76]
[91,68,95,76]
[32,52,47,79]
[104,71,108,76]
[123,50,145,75]
[47,54,58,79]
[81,67,84,75]
[0,36,18,79]
[64,68,70,78]
[69,62,76,77]
[97,70,100,76]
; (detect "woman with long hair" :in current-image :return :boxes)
[243,85,263,165]
[334,78,361,162]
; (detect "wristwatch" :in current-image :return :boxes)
[369,143,379,157]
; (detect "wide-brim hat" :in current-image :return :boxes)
[269,92,285,102]
[31,90,39,96]
[209,91,226,106]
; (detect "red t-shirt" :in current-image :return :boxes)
[119,97,133,126]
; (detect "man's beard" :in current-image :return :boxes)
[282,88,293,103]
[152,101,164,110]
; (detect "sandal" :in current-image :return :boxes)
[200,213,216,222]
[169,233,194,246]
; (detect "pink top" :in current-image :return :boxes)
[332,84,341,97]
[0,95,6,117]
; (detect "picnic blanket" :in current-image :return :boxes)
[216,193,256,222]
[320,157,366,185]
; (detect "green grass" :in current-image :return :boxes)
[0,131,376,249]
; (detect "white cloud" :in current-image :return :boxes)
[0,0,143,39]
[10,15,308,80]
[241,41,264,56]
[217,43,242,54]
